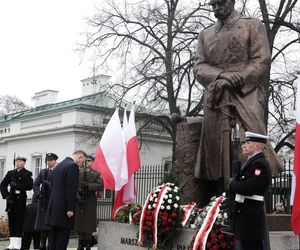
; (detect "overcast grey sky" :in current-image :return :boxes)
[0,0,101,106]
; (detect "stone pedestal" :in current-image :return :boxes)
[97,221,192,250]
[173,117,202,205]
[267,214,292,231]
[97,221,300,250]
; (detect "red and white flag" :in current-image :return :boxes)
[112,105,141,219]
[93,109,128,191]
[291,74,300,235]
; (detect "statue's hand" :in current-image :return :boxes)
[210,79,231,93]
[218,72,242,88]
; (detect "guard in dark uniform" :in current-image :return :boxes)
[229,132,271,250]
[0,156,33,250]
[33,153,58,250]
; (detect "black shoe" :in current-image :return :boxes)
[86,240,92,250]
[77,239,85,250]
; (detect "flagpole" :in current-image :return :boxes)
[111,190,115,220]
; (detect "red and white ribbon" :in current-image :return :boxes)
[152,183,169,249]
[138,190,153,245]
[180,202,197,227]
[191,196,223,250]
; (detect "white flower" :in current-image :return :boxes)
[174,203,178,208]
[223,212,228,219]
[175,196,180,201]
[164,195,169,200]
[161,200,165,204]
[173,189,178,193]
[152,203,156,208]
[161,205,165,210]
[150,197,154,201]
[168,199,172,204]
[148,205,152,209]
[166,205,171,210]
[155,198,158,203]
[168,194,173,198]
[167,187,172,191]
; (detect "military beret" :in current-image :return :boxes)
[245,131,269,144]
[15,156,27,162]
[86,155,95,161]
[46,153,58,161]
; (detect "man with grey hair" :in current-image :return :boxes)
[193,0,282,200]
[229,132,271,250]
[46,150,87,250]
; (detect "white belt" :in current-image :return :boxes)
[235,194,264,203]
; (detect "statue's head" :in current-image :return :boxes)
[208,0,235,20]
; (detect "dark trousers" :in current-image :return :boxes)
[40,231,49,249]
[48,227,70,250]
[8,209,25,237]
[22,231,41,250]
[235,239,264,250]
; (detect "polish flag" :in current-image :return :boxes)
[93,109,128,191]
[291,74,300,235]
[112,105,141,219]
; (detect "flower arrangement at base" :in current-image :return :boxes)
[114,204,142,224]
[189,196,224,250]
[137,182,181,250]
[205,224,234,250]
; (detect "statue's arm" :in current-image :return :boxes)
[193,30,223,88]
[239,19,271,95]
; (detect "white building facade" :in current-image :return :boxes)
[0,75,172,216]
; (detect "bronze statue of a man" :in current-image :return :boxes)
[193,0,283,188]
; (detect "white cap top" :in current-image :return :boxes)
[245,131,269,143]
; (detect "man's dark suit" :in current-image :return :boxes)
[46,157,79,250]
[0,167,33,237]
[229,152,271,250]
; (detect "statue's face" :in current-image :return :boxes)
[209,0,235,20]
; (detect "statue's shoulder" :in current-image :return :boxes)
[201,23,215,33]
[239,15,263,24]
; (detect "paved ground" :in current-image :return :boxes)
[0,237,97,249]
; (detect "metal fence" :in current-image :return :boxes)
[265,159,293,213]
[96,164,170,221]
[96,160,294,221]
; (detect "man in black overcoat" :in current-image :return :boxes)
[229,132,271,250]
[33,152,58,250]
[0,156,33,250]
[46,150,87,250]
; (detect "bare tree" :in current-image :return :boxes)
[254,0,300,152]
[78,0,213,117]
[79,0,300,157]
[0,95,29,115]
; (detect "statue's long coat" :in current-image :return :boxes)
[193,11,283,184]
